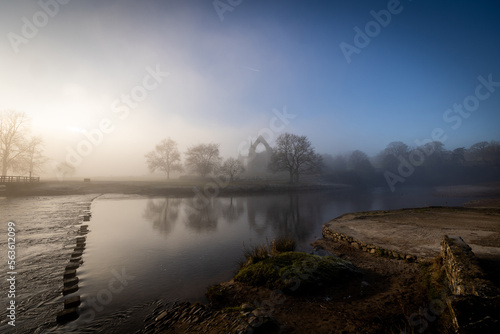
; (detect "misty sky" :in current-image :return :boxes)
[1,0,500,177]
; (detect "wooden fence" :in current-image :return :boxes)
[0,176,40,184]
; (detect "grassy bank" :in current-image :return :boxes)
[1,179,351,197]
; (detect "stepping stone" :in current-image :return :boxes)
[66,263,79,270]
[64,277,79,287]
[71,251,83,258]
[83,215,90,221]
[64,296,81,309]
[69,257,82,263]
[57,307,79,323]
[74,246,85,252]
[63,284,78,295]
[75,237,86,242]
[64,270,76,279]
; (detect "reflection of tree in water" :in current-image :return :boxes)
[246,193,325,241]
[184,198,221,233]
[143,197,181,235]
[220,197,244,222]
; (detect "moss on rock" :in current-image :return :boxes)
[234,251,360,292]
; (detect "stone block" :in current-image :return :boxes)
[57,307,79,323]
[64,277,79,287]
[64,295,81,309]
[63,285,79,295]
[64,270,76,279]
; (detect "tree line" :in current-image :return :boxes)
[2,109,498,186]
[147,135,500,187]
[322,140,500,187]
[146,133,323,183]
[145,139,246,182]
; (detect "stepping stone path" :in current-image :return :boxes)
[57,202,93,324]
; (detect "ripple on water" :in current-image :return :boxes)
[0,194,99,334]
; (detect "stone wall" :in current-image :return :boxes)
[440,235,500,333]
[321,225,417,262]
[323,226,500,332]
[440,235,496,296]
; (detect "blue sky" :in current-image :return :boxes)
[1,0,499,176]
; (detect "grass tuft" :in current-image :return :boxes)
[272,236,297,255]
[241,236,297,268]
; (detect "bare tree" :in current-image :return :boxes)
[378,141,410,171]
[185,143,221,177]
[468,141,491,162]
[19,136,48,177]
[269,133,322,183]
[145,138,183,179]
[219,157,245,182]
[0,110,29,176]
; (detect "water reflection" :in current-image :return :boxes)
[142,197,181,234]
[141,188,455,246]
[142,191,365,243]
[184,198,220,233]
[221,196,245,222]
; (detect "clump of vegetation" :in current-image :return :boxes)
[419,256,449,300]
[234,251,360,293]
[242,243,271,266]
[272,236,296,255]
[241,236,297,267]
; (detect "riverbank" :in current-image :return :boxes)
[1,180,351,197]
[137,202,500,333]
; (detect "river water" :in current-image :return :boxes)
[0,187,474,333]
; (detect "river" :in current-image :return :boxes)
[0,186,474,333]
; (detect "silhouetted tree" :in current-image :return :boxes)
[488,141,500,163]
[347,150,375,185]
[185,143,222,177]
[0,110,30,176]
[379,141,409,171]
[218,157,245,182]
[451,147,466,165]
[19,136,47,177]
[269,133,322,183]
[468,141,490,162]
[145,138,183,179]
